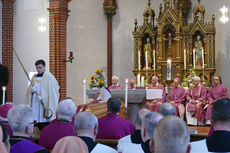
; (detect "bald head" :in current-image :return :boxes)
[135,108,150,127]
[154,116,190,153]
[159,103,176,116]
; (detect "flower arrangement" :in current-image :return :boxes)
[89,68,105,89]
[182,69,196,88]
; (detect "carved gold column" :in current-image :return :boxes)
[103,0,117,86]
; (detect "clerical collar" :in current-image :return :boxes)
[57,119,71,123]
[79,136,97,152]
[153,82,159,87]
[36,72,44,77]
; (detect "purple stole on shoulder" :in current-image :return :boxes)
[10,139,44,153]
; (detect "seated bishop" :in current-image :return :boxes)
[186,76,207,125]
[146,75,166,112]
[128,78,136,90]
[169,78,186,119]
[108,76,124,89]
[205,75,229,124]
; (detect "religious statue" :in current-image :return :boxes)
[144,38,152,70]
[194,35,204,68]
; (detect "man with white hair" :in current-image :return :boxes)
[8,105,50,153]
[159,102,176,116]
[75,112,117,153]
[108,76,124,89]
[117,108,150,146]
[39,98,76,150]
[118,112,163,153]
[153,116,191,153]
[186,76,207,125]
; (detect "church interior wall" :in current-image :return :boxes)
[5,0,230,105]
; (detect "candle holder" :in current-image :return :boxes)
[65,51,74,63]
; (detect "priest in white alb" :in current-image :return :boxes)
[26,60,60,122]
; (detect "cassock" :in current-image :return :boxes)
[186,85,207,125]
[39,119,76,150]
[118,129,143,146]
[146,83,166,112]
[117,140,152,153]
[79,136,117,153]
[26,71,60,122]
[108,83,124,89]
[9,136,50,153]
[169,86,186,119]
[96,113,136,139]
[0,104,13,136]
[205,84,229,121]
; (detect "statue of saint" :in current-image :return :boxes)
[194,35,203,68]
[144,38,152,70]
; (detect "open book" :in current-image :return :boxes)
[146,89,163,100]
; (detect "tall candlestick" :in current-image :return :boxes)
[83,79,86,104]
[167,59,172,80]
[138,50,141,70]
[153,50,156,70]
[2,86,6,105]
[145,51,148,70]
[193,49,196,69]
[202,49,205,69]
[141,76,145,87]
[125,79,128,109]
[184,49,186,70]
[137,73,141,87]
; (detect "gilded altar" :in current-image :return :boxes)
[132,0,216,86]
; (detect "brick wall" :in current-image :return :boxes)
[1,0,14,102]
[48,0,70,100]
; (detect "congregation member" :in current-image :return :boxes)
[118,112,163,153]
[108,76,124,89]
[7,105,50,153]
[26,59,60,122]
[0,124,8,153]
[52,136,88,153]
[97,98,136,139]
[39,98,76,150]
[75,112,117,153]
[186,76,207,125]
[118,108,150,145]
[153,116,191,153]
[191,98,230,152]
[146,75,166,112]
[205,75,229,124]
[169,77,186,119]
[128,78,136,89]
[159,102,176,116]
[0,104,13,136]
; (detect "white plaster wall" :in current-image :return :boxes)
[13,0,49,104]
[67,0,107,105]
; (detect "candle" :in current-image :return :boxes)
[193,49,196,69]
[70,51,73,57]
[125,79,128,109]
[184,49,186,70]
[145,51,148,70]
[138,50,141,70]
[167,59,172,80]
[137,73,141,87]
[2,86,6,105]
[153,50,156,70]
[141,76,145,87]
[83,78,86,104]
[202,49,205,69]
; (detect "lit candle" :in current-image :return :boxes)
[184,49,186,70]
[202,49,205,69]
[125,79,128,109]
[138,50,141,70]
[153,50,156,70]
[167,59,172,80]
[193,49,196,69]
[141,76,145,87]
[83,78,86,104]
[70,51,73,57]
[145,51,148,70]
[2,86,6,105]
[137,73,141,87]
